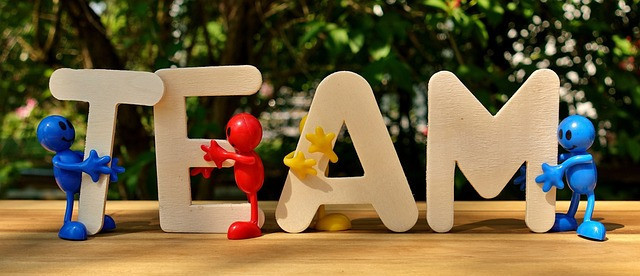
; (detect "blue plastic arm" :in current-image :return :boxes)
[53,155,85,172]
[109,157,125,182]
[536,154,593,192]
[535,163,564,192]
[558,154,593,171]
[558,153,572,163]
[80,150,112,182]
[517,153,574,191]
[54,150,112,182]
[513,165,526,191]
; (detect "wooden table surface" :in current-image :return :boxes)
[1,200,639,274]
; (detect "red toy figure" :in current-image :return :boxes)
[196,113,264,240]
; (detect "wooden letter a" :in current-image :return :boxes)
[276,71,418,233]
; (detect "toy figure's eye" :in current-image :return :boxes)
[226,127,231,137]
[58,121,67,130]
[566,130,572,140]
[558,129,563,140]
[66,119,73,129]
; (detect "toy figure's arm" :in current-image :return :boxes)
[558,154,593,170]
[191,167,213,178]
[535,163,563,192]
[513,165,526,191]
[109,157,125,182]
[54,150,112,182]
[519,153,572,191]
[535,154,593,192]
[70,150,124,182]
[201,140,255,168]
[558,153,572,163]
[53,155,85,171]
[222,152,256,165]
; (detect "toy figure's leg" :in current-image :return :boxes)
[314,205,352,231]
[551,192,579,232]
[577,192,606,241]
[567,192,580,217]
[227,193,262,240]
[58,192,88,241]
[583,192,595,222]
[63,191,74,223]
[101,215,116,232]
[249,193,259,225]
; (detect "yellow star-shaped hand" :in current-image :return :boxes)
[283,151,317,179]
[299,115,308,133]
[306,127,338,163]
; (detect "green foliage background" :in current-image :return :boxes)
[1,0,639,200]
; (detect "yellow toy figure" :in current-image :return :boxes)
[283,115,351,231]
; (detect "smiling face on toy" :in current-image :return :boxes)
[37,115,75,152]
[225,113,262,153]
[557,115,595,153]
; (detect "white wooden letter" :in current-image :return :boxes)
[49,69,164,235]
[276,71,418,233]
[154,66,265,232]
[426,69,559,233]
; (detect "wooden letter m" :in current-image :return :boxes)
[426,69,559,233]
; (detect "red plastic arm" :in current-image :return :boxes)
[201,140,255,167]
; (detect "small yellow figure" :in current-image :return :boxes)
[283,151,317,179]
[294,115,351,231]
[306,127,339,163]
[313,204,352,231]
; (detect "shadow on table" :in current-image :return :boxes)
[98,220,163,237]
[450,218,528,233]
[449,217,624,233]
[594,217,625,232]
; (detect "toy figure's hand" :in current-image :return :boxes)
[513,165,526,191]
[191,167,214,178]
[535,163,564,192]
[306,127,338,163]
[201,140,229,169]
[283,151,317,179]
[109,157,125,182]
[82,150,112,182]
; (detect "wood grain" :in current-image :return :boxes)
[0,201,638,274]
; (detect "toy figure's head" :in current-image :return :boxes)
[557,115,595,153]
[37,115,75,152]
[226,113,262,152]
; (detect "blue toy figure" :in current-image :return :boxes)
[37,115,124,241]
[535,115,604,241]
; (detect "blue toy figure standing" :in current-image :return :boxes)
[535,115,604,241]
[37,115,124,241]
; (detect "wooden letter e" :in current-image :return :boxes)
[154,66,265,232]
[276,71,418,233]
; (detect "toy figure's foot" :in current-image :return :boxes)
[58,221,87,241]
[227,221,262,240]
[100,215,116,233]
[315,213,351,231]
[577,220,606,241]
[550,213,578,232]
